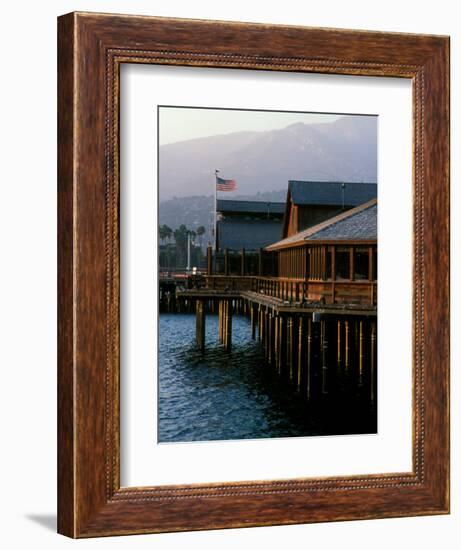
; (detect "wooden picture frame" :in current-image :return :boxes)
[57,12,450,538]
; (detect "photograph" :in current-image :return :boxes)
[0,0,453,545]
[158,106,378,443]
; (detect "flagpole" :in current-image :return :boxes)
[214,169,219,251]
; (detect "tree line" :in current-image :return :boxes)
[159,224,207,270]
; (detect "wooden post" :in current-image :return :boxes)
[345,320,350,369]
[222,301,226,343]
[288,317,294,381]
[275,314,280,373]
[279,316,286,376]
[258,248,263,276]
[321,320,328,393]
[268,311,273,364]
[207,246,213,275]
[241,248,246,276]
[307,317,312,400]
[224,300,232,352]
[260,307,265,343]
[196,299,206,351]
[337,320,341,365]
[218,301,223,343]
[258,306,262,341]
[368,246,373,282]
[349,246,354,281]
[297,316,304,391]
[371,321,376,403]
[322,245,326,281]
[250,305,256,339]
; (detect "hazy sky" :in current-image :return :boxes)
[158,106,343,146]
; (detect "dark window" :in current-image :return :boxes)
[354,248,369,280]
[336,247,350,280]
[373,248,378,280]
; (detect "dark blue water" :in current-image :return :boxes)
[158,314,376,443]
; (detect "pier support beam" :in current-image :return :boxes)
[288,316,298,383]
[371,321,376,403]
[307,317,312,400]
[359,320,364,386]
[274,314,280,372]
[297,316,305,391]
[196,300,206,351]
[268,311,273,365]
[321,320,328,394]
[345,320,350,370]
[278,316,287,377]
[250,304,256,339]
[218,301,223,343]
[337,320,341,366]
[224,300,232,352]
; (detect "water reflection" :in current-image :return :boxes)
[158,314,376,443]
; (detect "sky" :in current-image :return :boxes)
[158,106,343,146]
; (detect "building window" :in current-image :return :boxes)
[336,247,350,280]
[354,247,369,280]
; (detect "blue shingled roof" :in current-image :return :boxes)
[310,204,377,240]
[288,180,377,206]
[217,199,285,215]
[266,199,377,250]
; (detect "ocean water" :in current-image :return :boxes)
[158,313,376,443]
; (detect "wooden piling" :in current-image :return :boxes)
[279,316,286,376]
[268,311,273,364]
[195,299,206,351]
[337,320,341,365]
[345,320,350,370]
[222,301,226,346]
[224,300,232,352]
[321,320,328,393]
[288,317,294,381]
[218,301,223,343]
[275,314,280,373]
[307,317,312,400]
[250,305,256,339]
[371,321,376,403]
[258,306,263,342]
[297,316,304,391]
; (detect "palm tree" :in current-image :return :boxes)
[159,225,167,245]
[196,226,206,247]
[173,225,189,266]
[163,224,173,243]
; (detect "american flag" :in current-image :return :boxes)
[216,175,237,192]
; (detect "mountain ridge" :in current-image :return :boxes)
[159,115,377,202]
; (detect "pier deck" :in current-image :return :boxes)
[177,289,376,317]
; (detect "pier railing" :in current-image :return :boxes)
[203,275,376,306]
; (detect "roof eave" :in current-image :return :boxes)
[266,238,377,251]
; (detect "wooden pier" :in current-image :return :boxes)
[176,282,377,405]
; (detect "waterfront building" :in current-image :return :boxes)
[266,198,377,306]
[216,199,285,251]
[282,180,377,239]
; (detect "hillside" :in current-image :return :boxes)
[159,115,377,202]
